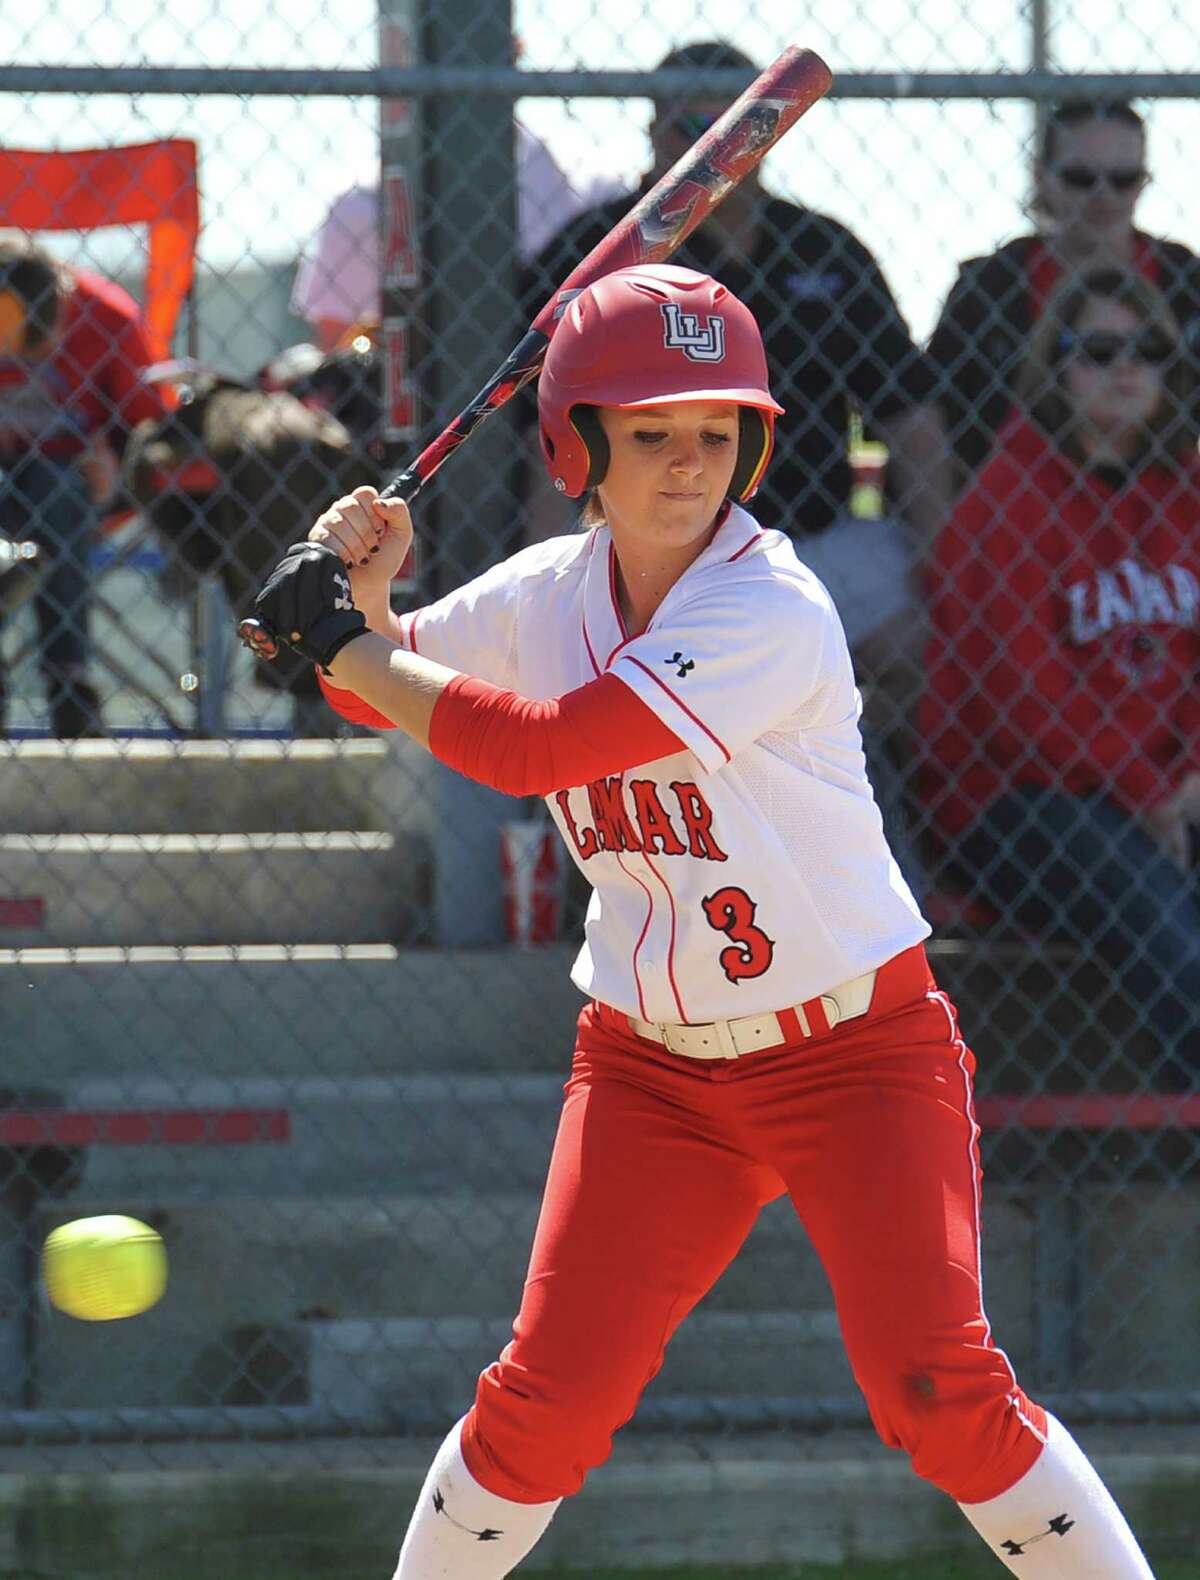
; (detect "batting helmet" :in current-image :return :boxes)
[537,264,783,501]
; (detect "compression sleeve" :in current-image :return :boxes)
[320,668,683,792]
[318,669,398,730]
[430,672,685,794]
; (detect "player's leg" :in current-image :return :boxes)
[392,1004,781,1579]
[769,978,1154,1577]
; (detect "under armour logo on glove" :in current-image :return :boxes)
[1001,1512,1075,1556]
[665,651,695,679]
[246,540,368,672]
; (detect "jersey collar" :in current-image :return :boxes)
[581,505,765,674]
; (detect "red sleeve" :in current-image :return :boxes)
[429,672,684,793]
[318,668,398,730]
[318,667,684,792]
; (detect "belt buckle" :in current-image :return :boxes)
[659,1022,688,1056]
[661,1019,741,1060]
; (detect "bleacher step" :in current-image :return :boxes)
[286,1308,855,1421]
[35,1193,848,1330]
[0,737,438,835]
[0,944,581,1079]
[0,833,428,947]
[35,1073,565,1196]
[32,1193,852,1411]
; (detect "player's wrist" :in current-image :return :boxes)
[308,609,369,673]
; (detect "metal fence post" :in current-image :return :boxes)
[421,0,517,946]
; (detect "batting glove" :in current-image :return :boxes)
[249,541,368,671]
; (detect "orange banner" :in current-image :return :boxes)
[0,139,200,360]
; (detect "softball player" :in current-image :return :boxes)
[247,265,1156,1579]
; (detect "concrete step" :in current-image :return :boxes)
[0,736,436,835]
[31,1074,565,1197]
[0,832,429,946]
[0,944,581,1079]
[31,1194,851,1412]
[32,1181,1195,1413]
[283,1308,856,1422]
[34,1191,841,1328]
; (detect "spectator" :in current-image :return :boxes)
[928,98,1200,488]
[0,232,166,736]
[124,367,368,737]
[291,126,597,352]
[921,268,1200,1090]
[522,39,953,890]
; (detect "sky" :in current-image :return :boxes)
[1,0,1198,342]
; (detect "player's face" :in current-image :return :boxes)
[1038,120,1147,247]
[595,402,740,550]
[1062,296,1169,450]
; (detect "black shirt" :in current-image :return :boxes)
[521,191,936,537]
[927,231,1200,480]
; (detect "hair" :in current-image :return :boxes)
[651,40,758,114]
[580,490,606,527]
[0,231,66,353]
[1017,267,1196,464]
[1037,98,1145,169]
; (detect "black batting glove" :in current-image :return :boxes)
[250,541,368,671]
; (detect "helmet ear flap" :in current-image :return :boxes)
[731,408,773,500]
[570,405,609,489]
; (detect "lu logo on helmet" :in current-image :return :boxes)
[660,302,726,363]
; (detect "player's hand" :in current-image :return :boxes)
[308,486,413,612]
[248,540,368,671]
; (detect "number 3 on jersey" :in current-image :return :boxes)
[702,886,775,983]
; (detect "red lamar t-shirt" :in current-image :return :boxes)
[0,268,167,459]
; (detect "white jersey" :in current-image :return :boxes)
[397,505,929,1023]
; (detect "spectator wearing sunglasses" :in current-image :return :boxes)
[922,269,1200,1089]
[928,98,1200,489]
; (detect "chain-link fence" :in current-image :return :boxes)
[1,0,1199,1572]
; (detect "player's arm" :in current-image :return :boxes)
[246,535,683,791]
[329,642,682,791]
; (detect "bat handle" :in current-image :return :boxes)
[378,465,424,505]
[238,617,281,662]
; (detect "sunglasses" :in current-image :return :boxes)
[1060,329,1174,367]
[1054,165,1146,192]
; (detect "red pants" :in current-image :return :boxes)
[462,945,1047,1506]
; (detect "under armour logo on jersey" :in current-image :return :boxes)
[431,1487,503,1542]
[1001,1512,1075,1556]
[332,571,354,612]
[661,301,726,362]
[665,651,695,678]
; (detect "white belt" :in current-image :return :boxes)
[626,967,879,1060]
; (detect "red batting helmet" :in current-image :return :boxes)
[537,264,783,501]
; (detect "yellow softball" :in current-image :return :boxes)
[42,1215,168,1322]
